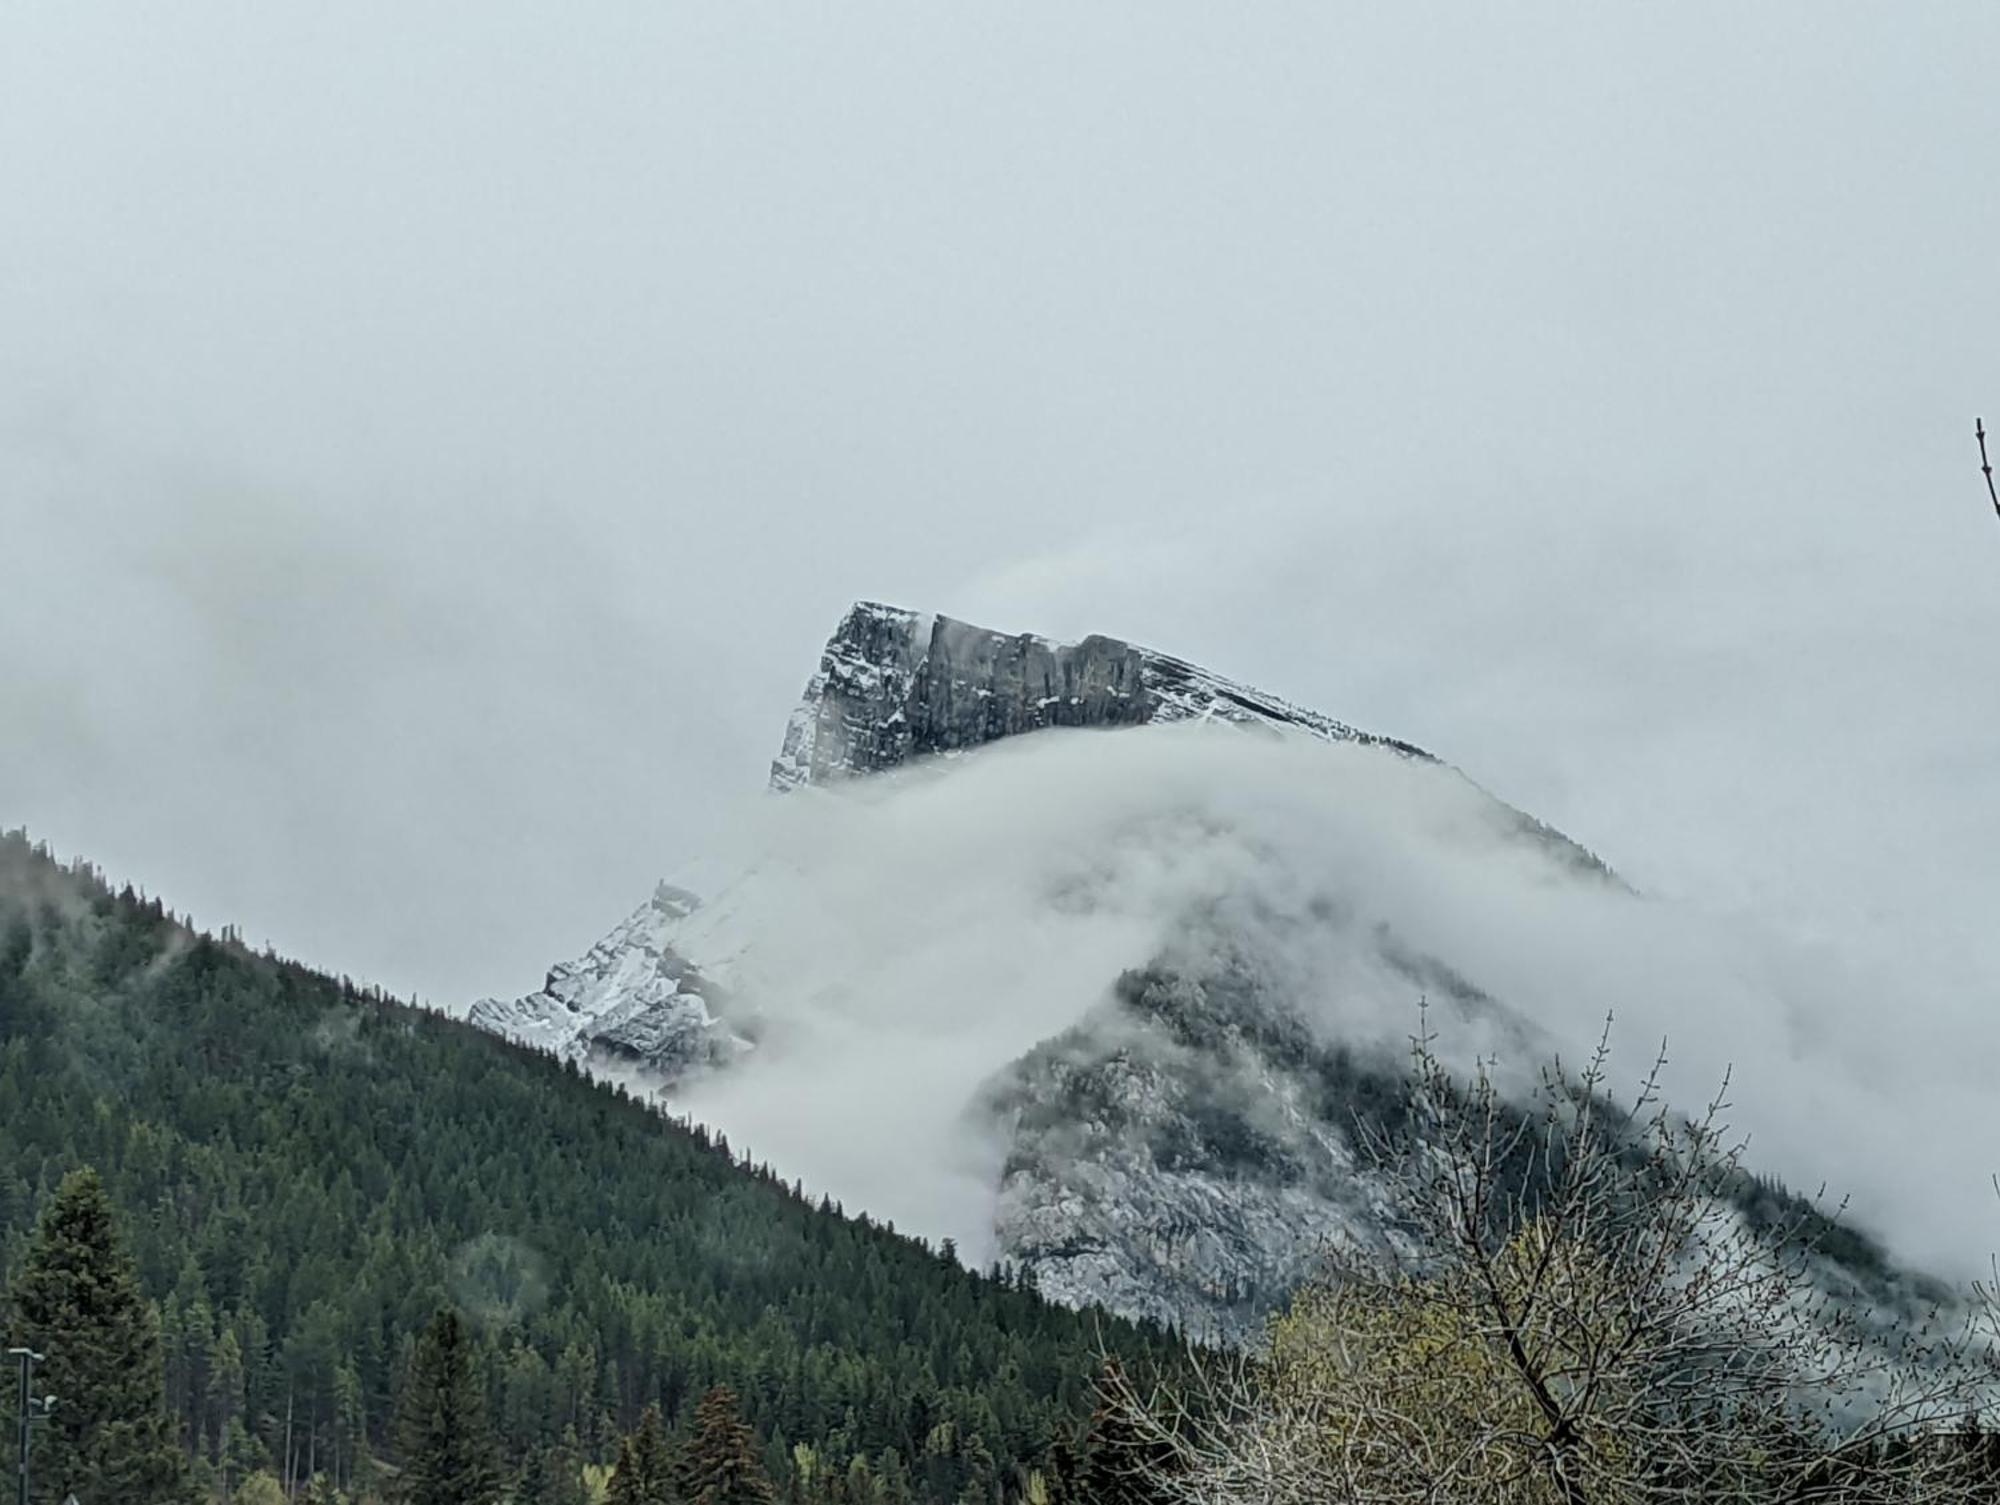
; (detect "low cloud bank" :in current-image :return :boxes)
[667,723,1995,1279]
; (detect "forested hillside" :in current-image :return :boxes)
[0,830,1179,1502]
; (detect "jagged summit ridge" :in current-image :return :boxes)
[770,601,1428,791]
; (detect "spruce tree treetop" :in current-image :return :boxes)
[607,1405,677,1505]
[391,1308,503,1505]
[679,1386,777,1505]
[606,1436,638,1505]
[518,1424,589,1505]
[6,1166,192,1505]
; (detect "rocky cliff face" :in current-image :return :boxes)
[768,603,1605,882]
[769,601,1425,790]
[982,957,1426,1334]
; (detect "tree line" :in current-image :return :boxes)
[4,1165,1156,1505]
[0,831,1183,1503]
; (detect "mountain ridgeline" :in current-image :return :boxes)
[0,830,1180,1503]
[768,601,1428,790]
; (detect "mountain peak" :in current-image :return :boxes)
[769,600,1428,791]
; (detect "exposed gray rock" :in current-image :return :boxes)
[468,883,750,1080]
[980,920,1532,1338]
[771,602,1608,881]
[770,601,1426,791]
[985,986,1412,1337]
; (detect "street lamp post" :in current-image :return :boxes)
[6,1349,49,1505]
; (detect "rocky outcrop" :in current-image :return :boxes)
[770,601,1426,791]
[985,970,1413,1337]
[468,884,750,1079]
[769,601,1605,880]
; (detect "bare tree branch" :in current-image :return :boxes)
[1978,418,1998,521]
[1100,1012,2000,1504]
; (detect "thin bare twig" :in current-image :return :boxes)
[1978,418,1999,521]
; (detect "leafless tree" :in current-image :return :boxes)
[1101,1014,2000,1503]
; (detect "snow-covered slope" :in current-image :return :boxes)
[468,602,1933,1338]
[468,882,751,1076]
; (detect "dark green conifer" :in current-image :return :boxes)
[390,1309,502,1505]
[607,1404,677,1505]
[606,1436,639,1505]
[679,1385,777,1505]
[5,1167,193,1505]
[518,1423,590,1505]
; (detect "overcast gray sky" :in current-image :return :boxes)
[4,4,1998,1016]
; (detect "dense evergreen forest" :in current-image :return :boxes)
[0,830,1181,1503]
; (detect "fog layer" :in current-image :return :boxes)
[664,724,1985,1277]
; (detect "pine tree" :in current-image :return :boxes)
[332,1359,367,1490]
[607,1404,677,1505]
[5,1167,193,1505]
[606,1436,639,1505]
[208,1326,247,1469]
[220,1418,269,1501]
[390,1309,502,1505]
[519,1423,590,1505]
[679,1386,777,1505]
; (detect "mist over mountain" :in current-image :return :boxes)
[472,604,1987,1335]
